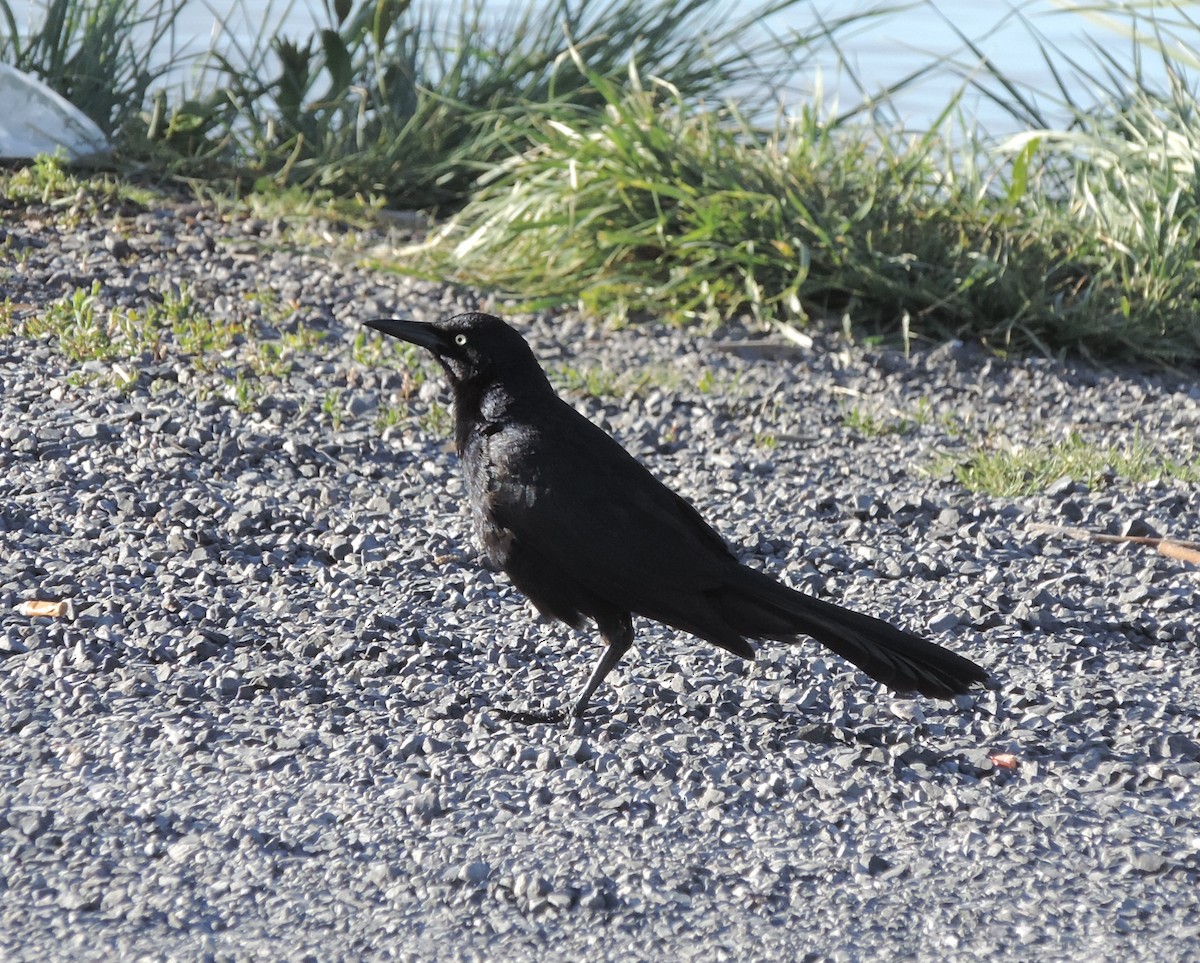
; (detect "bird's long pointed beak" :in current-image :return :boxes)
[364,318,445,352]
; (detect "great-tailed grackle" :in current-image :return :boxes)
[366,312,988,718]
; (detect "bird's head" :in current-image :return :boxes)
[365,313,548,395]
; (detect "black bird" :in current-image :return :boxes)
[366,313,988,719]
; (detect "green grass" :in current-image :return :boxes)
[548,359,711,400]
[15,280,232,366]
[842,398,946,438]
[375,402,407,432]
[406,39,1200,363]
[19,282,116,361]
[0,151,162,215]
[844,406,916,439]
[3,0,1200,365]
[5,274,317,405]
[225,370,265,413]
[421,398,454,437]
[2,0,813,206]
[250,324,328,378]
[320,389,345,429]
[1,150,80,203]
[945,431,1200,497]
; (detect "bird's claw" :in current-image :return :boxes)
[496,706,568,726]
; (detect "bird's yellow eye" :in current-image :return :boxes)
[454,334,468,346]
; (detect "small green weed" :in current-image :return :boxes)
[421,399,454,437]
[250,324,326,378]
[375,402,408,431]
[947,431,1200,496]
[0,153,161,210]
[549,360,694,400]
[844,406,912,438]
[23,282,118,361]
[321,389,345,429]
[843,398,938,438]
[351,329,424,372]
[1,299,19,336]
[228,371,264,413]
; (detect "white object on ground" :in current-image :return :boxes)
[0,62,110,160]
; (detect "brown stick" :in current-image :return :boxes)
[1158,541,1200,566]
[1025,523,1200,551]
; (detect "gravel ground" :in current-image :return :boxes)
[2,193,1199,962]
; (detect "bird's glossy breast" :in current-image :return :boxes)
[462,419,541,568]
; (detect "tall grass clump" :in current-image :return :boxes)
[995,59,1200,361]
[410,53,1063,338]
[199,0,814,205]
[2,0,816,205]
[4,0,1200,364]
[410,11,1200,364]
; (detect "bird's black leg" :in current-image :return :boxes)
[572,612,633,718]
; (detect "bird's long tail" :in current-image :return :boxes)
[715,567,988,698]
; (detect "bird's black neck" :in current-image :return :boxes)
[452,373,555,455]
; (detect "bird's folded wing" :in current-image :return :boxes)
[489,418,738,612]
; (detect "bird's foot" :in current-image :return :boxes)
[496,706,568,725]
